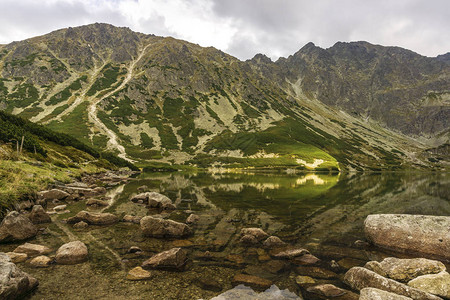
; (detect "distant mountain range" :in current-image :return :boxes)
[0,23,448,170]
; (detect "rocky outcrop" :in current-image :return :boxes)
[408,271,450,298]
[0,211,38,243]
[55,241,88,265]
[66,211,119,225]
[364,214,450,261]
[140,216,191,238]
[344,267,441,300]
[360,288,413,300]
[365,258,446,282]
[142,248,187,270]
[28,205,51,224]
[0,253,38,299]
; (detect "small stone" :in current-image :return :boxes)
[56,241,88,265]
[307,284,348,298]
[295,275,316,287]
[408,271,450,298]
[29,255,52,268]
[186,214,200,224]
[292,254,320,266]
[127,246,142,253]
[122,215,142,223]
[232,274,273,291]
[6,252,28,263]
[73,221,88,229]
[263,236,286,248]
[126,267,152,281]
[274,248,310,259]
[14,243,52,256]
[86,199,109,207]
[53,205,67,211]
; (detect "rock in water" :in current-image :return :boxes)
[364,214,450,260]
[126,267,152,281]
[210,284,302,300]
[365,257,446,282]
[240,228,268,241]
[344,267,441,300]
[140,216,191,237]
[14,243,52,256]
[408,271,450,298]
[28,205,51,224]
[0,211,38,243]
[360,288,413,300]
[231,274,273,291]
[130,192,175,209]
[66,211,118,225]
[0,253,38,299]
[55,241,88,265]
[263,236,286,248]
[306,284,349,298]
[38,189,69,201]
[29,256,52,268]
[142,248,187,270]
[5,252,27,263]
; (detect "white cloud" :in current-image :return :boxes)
[0,0,448,60]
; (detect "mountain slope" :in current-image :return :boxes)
[0,23,448,170]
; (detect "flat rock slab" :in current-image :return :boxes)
[55,241,88,265]
[306,284,348,298]
[29,256,52,268]
[38,189,69,200]
[142,248,187,270]
[0,211,38,243]
[273,248,310,259]
[66,211,118,225]
[364,214,450,261]
[365,257,446,282]
[14,243,52,257]
[360,288,413,300]
[6,252,27,263]
[344,267,441,300]
[408,271,450,298]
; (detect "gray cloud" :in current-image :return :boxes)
[0,0,448,60]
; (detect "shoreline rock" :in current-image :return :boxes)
[0,253,38,299]
[0,211,38,243]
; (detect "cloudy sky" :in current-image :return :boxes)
[0,0,448,60]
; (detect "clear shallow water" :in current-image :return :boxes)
[2,171,449,299]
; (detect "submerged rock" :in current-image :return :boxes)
[365,257,446,282]
[240,228,268,241]
[263,236,286,248]
[140,216,191,238]
[232,274,273,291]
[55,241,88,265]
[73,221,88,229]
[0,253,38,299]
[408,271,450,298]
[126,267,152,281]
[14,243,52,257]
[122,215,142,224]
[66,211,118,225]
[130,192,175,210]
[29,205,51,224]
[142,248,187,270]
[343,267,441,300]
[29,255,52,268]
[364,214,450,260]
[306,284,349,298]
[0,211,38,243]
[360,288,413,300]
[273,248,310,259]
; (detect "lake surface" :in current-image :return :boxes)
[2,171,449,299]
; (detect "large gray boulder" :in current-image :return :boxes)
[55,241,88,265]
[365,257,446,282]
[0,211,38,243]
[38,189,69,201]
[0,253,38,299]
[344,267,441,300]
[142,248,187,270]
[364,214,450,260]
[360,288,413,300]
[140,216,191,238]
[66,211,118,225]
[408,271,450,298]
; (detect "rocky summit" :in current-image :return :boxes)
[0,23,448,171]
